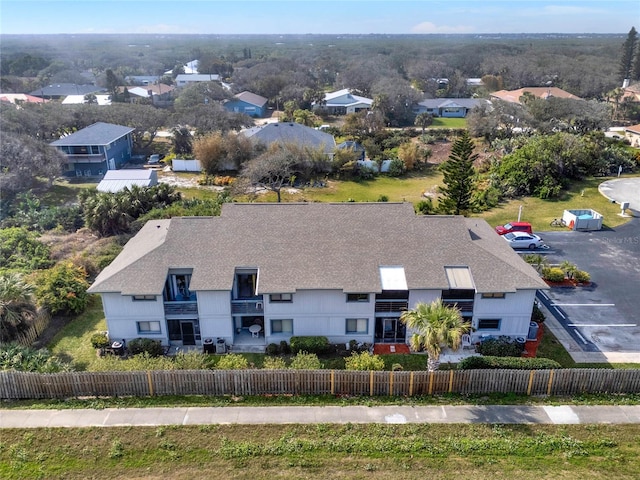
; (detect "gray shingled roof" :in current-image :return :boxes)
[241,122,336,154]
[417,98,491,109]
[89,203,547,296]
[234,91,268,107]
[30,83,105,97]
[50,122,135,146]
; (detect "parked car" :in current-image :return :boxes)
[495,221,533,235]
[502,232,543,250]
[147,154,160,164]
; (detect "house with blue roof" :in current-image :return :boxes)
[51,122,135,178]
[224,91,268,117]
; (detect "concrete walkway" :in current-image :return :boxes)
[2,405,640,428]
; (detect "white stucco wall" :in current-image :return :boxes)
[101,292,168,344]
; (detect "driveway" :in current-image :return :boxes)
[599,177,640,216]
[535,217,640,362]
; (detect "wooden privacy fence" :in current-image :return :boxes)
[2,368,640,399]
[12,311,51,347]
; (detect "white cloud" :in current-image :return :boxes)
[411,21,474,34]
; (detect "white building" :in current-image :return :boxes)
[88,203,547,350]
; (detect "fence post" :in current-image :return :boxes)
[527,370,535,396]
[448,370,454,393]
[330,370,335,395]
[546,370,555,396]
[147,371,154,396]
[409,371,414,397]
[428,371,434,395]
[369,371,374,396]
[389,371,393,396]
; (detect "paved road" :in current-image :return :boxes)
[2,405,640,428]
[599,177,640,215]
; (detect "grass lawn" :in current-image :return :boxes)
[430,117,467,128]
[477,176,635,231]
[2,424,639,479]
[48,295,106,371]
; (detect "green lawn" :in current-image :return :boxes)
[477,176,635,231]
[2,424,639,479]
[430,117,467,128]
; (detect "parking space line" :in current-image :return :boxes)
[573,330,589,344]
[568,323,636,327]
[553,307,566,320]
[552,303,615,307]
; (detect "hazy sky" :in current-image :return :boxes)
[1,0,638,35]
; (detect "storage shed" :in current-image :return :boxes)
[561,209,603,231]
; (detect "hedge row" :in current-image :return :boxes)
[458,355,562,370]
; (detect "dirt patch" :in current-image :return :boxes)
[39,228,112,262]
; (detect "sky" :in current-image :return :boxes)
[1,0,638,35]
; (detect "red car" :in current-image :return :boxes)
[495,221,533,235]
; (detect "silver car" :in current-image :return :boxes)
[502,231,543,250]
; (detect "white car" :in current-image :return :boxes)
[502,231,543,250]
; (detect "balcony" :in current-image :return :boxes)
[231,300,264,314]
[443,300,474,314]
[164,301,198,316]
[65,153,106,164]
[374,300,408,313]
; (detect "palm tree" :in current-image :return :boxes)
[0,273,37,343]
[400,299,470,371]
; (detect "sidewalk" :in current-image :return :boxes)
[3,405,640,428]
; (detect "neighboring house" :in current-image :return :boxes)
[50,122,135,177]
[414,98,491,118]
[314,88,373,115]
[337,140,366,161]
[126,84,175,106]
[624,124,640,147]
[175,74,221,87]
[165,59,199,75]
[96,169,158,193]
[88,203,547,350]
[30,83,105,99]
[0,93,47,104]
[621,82,640,103]
[490,87,581,105]
[61,94,112,106]
[125,75,162,86]
[241,122,336,156]
[223,91,268,117]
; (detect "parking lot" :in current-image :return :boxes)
[532,218,640,361]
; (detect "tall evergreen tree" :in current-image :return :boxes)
[438,131,477,215]
[618,27,637,83]
[631,43,640,82]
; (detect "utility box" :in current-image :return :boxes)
[562,209,603,231]
[215,338,226,354]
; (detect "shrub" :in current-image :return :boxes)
[90,332,110,350]
[542,267,565,283]
[574,270,591,283]
[265,343,280,356]
[344,351,385,371]
[414,198,435,215]
[531,303,546,323]
[377,195,389,202]
[289,336,329,355]
[387,159,406,177]
[289,351,322,370]
[216,353,249,370]
[475,336,523,357]
[0,227,53,273]
[173,351,210,370]
[279,340,291,355]
[127,338,164,357]
[90,352,174,372]
[263,356,287,370]
[0,343,71,373]
[33,262,89,315]
[458,355,562,370]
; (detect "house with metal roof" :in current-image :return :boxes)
[88,203,547,351]
[313,88,373,115]
[96,169,158,193]
[223,91,269,117]
[51,122,135,177]
[241,122,336,156]
[30,83,105,99]
[175,74,221,87]
[414,98,492,118]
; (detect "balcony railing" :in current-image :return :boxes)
[443,300,474,313]
[374,300,408,312]
[164,301,198,316]
[231,300,264,314]
[65,153,106,164]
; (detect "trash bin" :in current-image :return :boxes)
[111,341,124,356]
[203,338,214,354]
[216,338,226,354]
[515,336,526,352]
[527,322,539,340]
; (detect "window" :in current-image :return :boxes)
[137,321,161,333]
[133,295,156,301]
[271,319,293,334]
[477,319,501,330]
[481,293,506,299]
[270,293,292,303]
[346,318,368,334]
[346,293,369,302]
